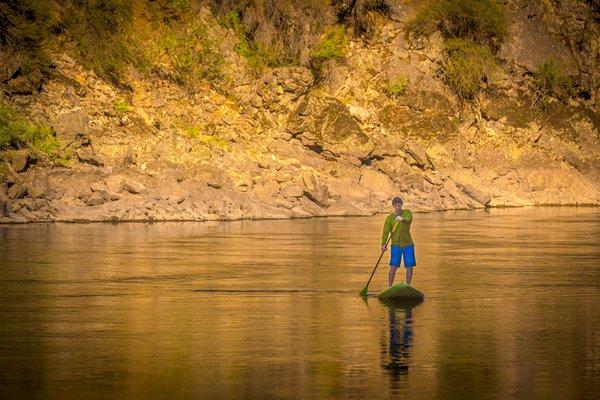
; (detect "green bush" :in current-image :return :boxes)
[0,102,60,155]
[185,126,228,150]
[533,60,574,100]
[113,99,131,116]
[406,0,507,51]
[386,75,410,96]
[443,38,498,99]
[309,25,348,78]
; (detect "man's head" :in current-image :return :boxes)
[392,196,403,213]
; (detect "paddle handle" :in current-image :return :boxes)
[364,220,400,288]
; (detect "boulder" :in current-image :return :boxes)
[104,175,125,193]
[287,93,373,160]
[0,191,8,217]
[405,140,430,169]
[53,110,89,139]
[8,184,27,199]
[122,179,147,194]
[29,172,48,199]
[76,147,103,167]
[301,172,331,207]
[85,191,107,206]
[359,169,395,199]
[455,183,492,207]
[372,157,412,182]
[10,149,31,173]
[279,185,303,199]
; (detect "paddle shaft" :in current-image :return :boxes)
[363,220,400,290]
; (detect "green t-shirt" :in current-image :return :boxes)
[381,210,414,247]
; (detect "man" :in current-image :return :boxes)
[381,196,416,286]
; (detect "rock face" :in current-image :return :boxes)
[0,2,599,224]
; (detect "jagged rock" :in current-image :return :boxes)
[85,191,107,206]
[348,105,371,122]
[122,179,146,194]
[0,192,8,217]
[19,207,36,221]
[8,184,27,199]
[405,140,430,169]
[287,93,373,161]
[301,172,330,207]
[359,169,395,199]
[378,103,458,139]
[402,172,425,191]
[279,185,303,199]
[75,147,103,167]
[10,150,31,173]
[456,182,492,207]
[32,198,48,211]
[104,175,125,193]
[53,110,89,139]
[28,171,48,199]
[372,157,412,182]
[5,75,40,94]
[122,149,137,166]
[78,189,92,202]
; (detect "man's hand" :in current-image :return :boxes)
[381,244,387,252]
[396,215,404,222]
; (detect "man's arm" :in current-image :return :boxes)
[403,210,413,224]
[381,216,391,250]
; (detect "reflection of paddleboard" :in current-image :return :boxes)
[378,283,424,301]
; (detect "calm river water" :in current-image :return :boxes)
[1,207,599,399]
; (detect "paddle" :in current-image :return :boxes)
[359,219,400,297]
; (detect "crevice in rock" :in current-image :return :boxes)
[360,154,384,166]
[307,144,323,154]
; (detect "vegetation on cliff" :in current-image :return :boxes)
[532,60,575,106]
[0,101,59,155]
[407,0,507,99]
[1,0,394,92]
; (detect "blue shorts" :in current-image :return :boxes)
[390,245,416,268]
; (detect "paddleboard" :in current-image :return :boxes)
[377,283,424,301]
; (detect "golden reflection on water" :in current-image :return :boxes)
[0,207,599,399]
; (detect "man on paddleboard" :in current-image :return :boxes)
[381,196,416,286]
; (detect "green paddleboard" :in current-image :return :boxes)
[377,283,424,301]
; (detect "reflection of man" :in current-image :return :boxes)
[382,305,414,379]
[381,196,416,286]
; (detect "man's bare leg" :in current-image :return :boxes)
[388,267,397,287]
[406,267,413,285]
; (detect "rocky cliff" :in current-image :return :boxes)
[1,0,599,223]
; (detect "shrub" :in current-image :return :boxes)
[0,102,59,155]
[220,10,274,73]
[386,75,410,96]
[406,0,508,52]
[113,99,131,116]
[63,0,146,85]
[533,60,574,101]
[332,0,393,38]
[203,0,332,66]
[309,25,348,78]
[185,126,228,150]
[443,38,498,99]
[0,1,55,88]
[161,21,225,88]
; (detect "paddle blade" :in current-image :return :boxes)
[359,286,369,297]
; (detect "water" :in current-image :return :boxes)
[0,207,599,399]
